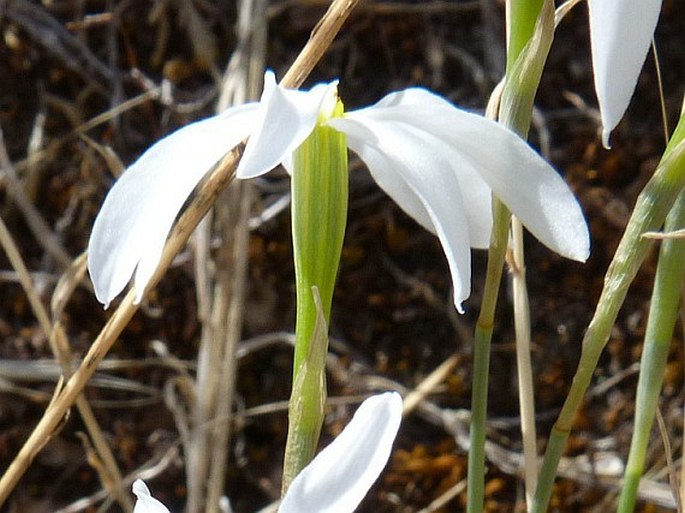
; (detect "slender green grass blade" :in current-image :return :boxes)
[532,110,685,513]
[617,190,685,513]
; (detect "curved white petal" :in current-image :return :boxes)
[88,104,259,307]
[236,71,338,179]
[343,89,590,263]
[588,0,662,148]
[132,480,170,513]
[330,116,482,312]
[279,392,402,513]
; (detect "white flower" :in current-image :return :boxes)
[131,392,403,513]
[88,71,589,311]
[588,0,663,147]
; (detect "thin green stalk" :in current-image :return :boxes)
[283,99,348,492]
[502,3,554,507]
[501,1,554,137]
[617,190,685,513]
[291,105,348,375]
[466,3,553,512]
[282,287,330,493]
[531,115,685,513]
[467,201,510,513]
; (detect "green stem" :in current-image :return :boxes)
[466,3,554,512]
[617,190,685,513]
[467,201,510,513]
[283,100,348,493]
[291,115,348,375]
[507,0,545,74]
[282,287,330,493]
[531,117,685,513]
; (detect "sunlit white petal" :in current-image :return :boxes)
[588,0,662,148]
[236,71,338,179]
[343,89,590,263]
[330,116,480,312]
[133,480,170,513]
[88,104,259,306]
[89,74,589,312]
[278,392,402,513]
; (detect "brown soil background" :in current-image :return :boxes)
[0,0,684,511]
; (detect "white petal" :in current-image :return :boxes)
[330,116,482,312]
[236,71,338,179]
[88,104,259,306]
[588,0,662,148]
[278,392,402,513]
[132,480,171,513]
[343,89,590,263]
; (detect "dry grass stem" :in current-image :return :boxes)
[280,0,360,88]
[415,479,468,513]
[186,0,267,509]
[656,407,682,512]
[643,228,685,240]
[402,355,460,415]
[205,183,252,513]
[508,216,538,507]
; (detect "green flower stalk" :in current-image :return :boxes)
[282,286,332,493]
[467,2,554,512]
[283,97,349,492]
[500,0,554,138]
[291,97,348,375]
[507,0,546,75]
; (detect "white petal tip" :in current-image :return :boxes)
[385,391,403,410]
[132,479,171,513]
[555,238,591,264]
[133,287,144,305]
[601,130,612,150]
[579,246,591,263]
[565,228,592,263]
[132,479,148,496]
